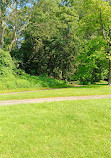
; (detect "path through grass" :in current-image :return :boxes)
[0,99,111,157]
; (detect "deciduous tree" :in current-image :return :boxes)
[0,0,34,51]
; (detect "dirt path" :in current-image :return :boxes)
[0,94,111,106]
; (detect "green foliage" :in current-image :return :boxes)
[15,72,67,88]
[0,0,33,51]
[0,70,67,90]
[0,49,67,90]
[75,37,109,84]
[1,0,111,85]
[0,49,15,77]
[70,0,111,84]
[18,0,78,80]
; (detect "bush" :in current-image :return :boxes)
[0,49,68,90]
[0,49,15,77]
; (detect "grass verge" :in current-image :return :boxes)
[0,85,111,101]
[0,99,111,157]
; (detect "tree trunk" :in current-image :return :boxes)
[108,59,111,86]
[0,23,5,50]
[0,17,3,49]
[8,37,17,52]
[0,36,3,49]
[8,26,17,52]
[0,2,5,50]
[0,21,2,49]
[60,70,63,80]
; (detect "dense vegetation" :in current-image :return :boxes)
[0,49,67,90]
[0,2,111,157]
[0,0,111,86]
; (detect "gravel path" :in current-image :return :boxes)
[0,94,111,106]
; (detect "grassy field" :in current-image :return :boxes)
[0,85,111,101]
[0,99,111,157]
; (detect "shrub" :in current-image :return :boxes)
[0,49,15,77]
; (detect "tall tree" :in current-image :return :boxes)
[71,0,111,85]
[0,0,34,51]
[19,0,79,79]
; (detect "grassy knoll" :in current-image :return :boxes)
[0,85,111,101]
[0,99,111,157]
[0,74,67,90]
[0,49,68,91]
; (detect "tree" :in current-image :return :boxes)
[70,0,111,85]
[0,0,34,51]
[0,48,15,77]
[19,0,79,80]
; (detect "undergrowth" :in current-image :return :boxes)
[0,49,67,90]
[0,74,67,90]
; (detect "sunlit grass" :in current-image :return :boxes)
[0,85,111,101]
[0,99,111,157]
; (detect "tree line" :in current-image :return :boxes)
[0,0,111,85]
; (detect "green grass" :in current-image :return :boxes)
[0,49,68,90]
[0,73,68,90]
[0,99,111,157]
[0,85,111,101]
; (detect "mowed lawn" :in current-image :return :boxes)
[0,99,111,157]
[0,85,111,101]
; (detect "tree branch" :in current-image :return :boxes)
[103,29,111,44]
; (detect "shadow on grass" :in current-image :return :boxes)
[68,83,108,89]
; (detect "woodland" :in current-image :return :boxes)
[0,0,111,86]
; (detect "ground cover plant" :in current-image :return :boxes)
[0,73,67,90]
[0,49,67,90]
[0,85,111,101]
[0,99,111,157]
